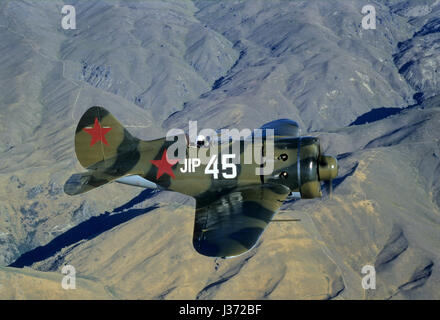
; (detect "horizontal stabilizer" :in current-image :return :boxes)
[64,171,111,196]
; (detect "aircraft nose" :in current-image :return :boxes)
[318,155,338,181]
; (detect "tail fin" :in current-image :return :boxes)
[65,106,141,195]
[74,106,139,168]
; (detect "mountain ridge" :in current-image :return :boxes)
[0,0,439,299]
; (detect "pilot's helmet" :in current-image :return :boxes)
[196,135,207,148]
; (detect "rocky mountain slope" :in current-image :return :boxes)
[0,0,439,299]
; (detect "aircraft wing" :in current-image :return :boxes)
[193,183,290,258]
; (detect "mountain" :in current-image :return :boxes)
[0,0,439,299]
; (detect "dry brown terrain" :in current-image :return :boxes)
[0,0,439,299]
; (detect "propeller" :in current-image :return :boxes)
[317,138,338,199]
[326,179,333,199]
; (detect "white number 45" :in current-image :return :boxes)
[205,154,237,179]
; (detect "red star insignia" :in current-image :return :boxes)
[150,149,179,179]
[83,117,112,146]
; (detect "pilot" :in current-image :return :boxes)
[196,135,207,148]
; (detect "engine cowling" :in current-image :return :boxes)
[318,155,338,181]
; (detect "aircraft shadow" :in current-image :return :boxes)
[9,189,159,268]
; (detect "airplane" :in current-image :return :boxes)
[64,106,338,258]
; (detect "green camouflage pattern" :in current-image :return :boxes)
[65,106,338,257]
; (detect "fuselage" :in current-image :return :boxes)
[139,135,332,200]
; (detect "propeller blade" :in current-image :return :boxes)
[328,179,333,199]
[318,138,324,160]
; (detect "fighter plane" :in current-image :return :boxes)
[64,106,338,258]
